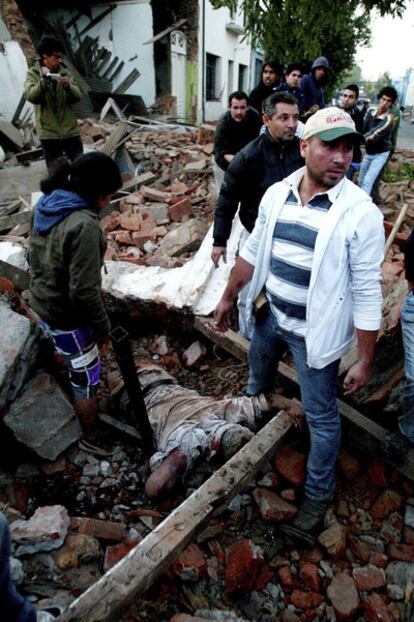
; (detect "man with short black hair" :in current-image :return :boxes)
[275,63,304,111]
[359,85,398,196]
[211,91,304,336]
[214,107,384,548]
[24,36,83,170]
[249,60,283,114]
[341,84,364,180]
[213,91,262,192]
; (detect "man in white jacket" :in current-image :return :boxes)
[214,107,384,546]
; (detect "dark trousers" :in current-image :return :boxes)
[0,513,36,621]
[40,136,83,170]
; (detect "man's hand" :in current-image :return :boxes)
[60,76,70,88]
[211,246,227,267]
[214,297,233,332]
[343,359,372,395]
[41,66,50,77]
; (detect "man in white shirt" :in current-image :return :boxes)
[214,107,384,546]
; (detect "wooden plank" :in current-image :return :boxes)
[0,121,23,149]
[0,260,29,291]
[194,316,414,480]
[0,199,21,217]
[114,69,140,95]
[56,411,292,622]
[142,18,187,45]
[385,203,408,256]
[0,209,31,233]
[121,171,156,193]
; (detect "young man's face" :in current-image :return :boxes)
[314,67,327,82]
[42,51,64,73]
[341,89,357,110]
[300,136,354,189]
[286,70,302,88]
[264,103,299,141]
[228,98,249,122]
[262,64,278,86]
[378,94,394,113]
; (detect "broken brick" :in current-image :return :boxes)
[388,543,414,562]
[363,593,394,622]
[326,572,359,620]
[274,446,306,487]
[253,488,297,522]
[168,197,193,222]
[225,538,266,595]
[171,543,207,582]
[104,541,138,572]
[70,517,126,542]
[300,561,320,592]
[318,523,347,559]
[337,450,360,481]
[370,489,402,519]
[182,341,206,368]
[290,589,322,610]
[140,185,170,202]
[352,564,386,591]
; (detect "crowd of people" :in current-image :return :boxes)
[0,36,412,620]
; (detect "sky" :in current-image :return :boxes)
[355,1,414,81]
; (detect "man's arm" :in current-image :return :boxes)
[214,257,254,331]
[24,67,46,104]
[345,206,384,395]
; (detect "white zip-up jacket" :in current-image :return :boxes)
[240,167,384,369]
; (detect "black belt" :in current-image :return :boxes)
[142,378,177,397]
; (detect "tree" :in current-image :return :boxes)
[210,0,406,88]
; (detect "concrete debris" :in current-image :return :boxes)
[4,372,82,460]
[0,298,39,409]
[11,505,70,556]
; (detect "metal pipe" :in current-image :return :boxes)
[110,325,154,453]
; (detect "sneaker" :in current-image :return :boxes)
[220,426,254,461]
[384,429,412,463]
[279,498,329,547]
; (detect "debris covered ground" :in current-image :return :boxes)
[1,114,414,621]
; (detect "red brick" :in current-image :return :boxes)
[114,231,132,245]
[370,552,388,569]
[290,590,322,610]
[171,544,207,582]
[318,524,347,559]
[388,543,414,562]
[140,185,170,202]
[70,517,126,542]
[370,489,402,519]
[104,541,138,571]
[225,538,266,595]
[0,277,15,293]
[300,562,320,592]
[337,450,360,481]
[367,457,388,489]
[274,446,306,487]
[327,573,359,621]
[349,536,371,563]
[352,564,385,591]
[100,212,120,233]
[253,488,297,522]
[363,593,394,622]
[279,565,295,589]
[168,197,193,222]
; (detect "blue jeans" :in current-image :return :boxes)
[359,151,390,196]
[0,513,36,622]
[247,312,341,501]
[399,291,414,442]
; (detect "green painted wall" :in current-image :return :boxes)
[185,60,198,124]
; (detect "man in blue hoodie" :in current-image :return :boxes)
[300,56,329,118]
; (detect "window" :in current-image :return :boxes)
[238,63,247,92]
[206,53,219,101]
[228,60,234,97]
[254,57,263,87]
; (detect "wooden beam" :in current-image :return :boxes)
[385,203,408,256]
[56,411,292,622]
[142,18,187,45]
[0,209,31,233]
[194,316,414,480]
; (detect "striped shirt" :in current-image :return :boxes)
[266,187,336,337]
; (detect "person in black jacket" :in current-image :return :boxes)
[341,84,364,180]
[248,60,283,114]
[213,91,262,193]
[211,91,304,336]
[275,63,304,112]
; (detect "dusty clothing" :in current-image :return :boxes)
[29,191,110,342]
[24,60,82,140]
[139,368,269,471]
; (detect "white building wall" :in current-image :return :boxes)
[56,1,156,107]
[0,41,30,121]
[199,0,253,122]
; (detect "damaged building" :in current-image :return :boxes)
[0,1,414,621]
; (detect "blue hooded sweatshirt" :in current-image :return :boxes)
[34,189,89,235]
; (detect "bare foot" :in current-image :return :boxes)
[145,449,187,500]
